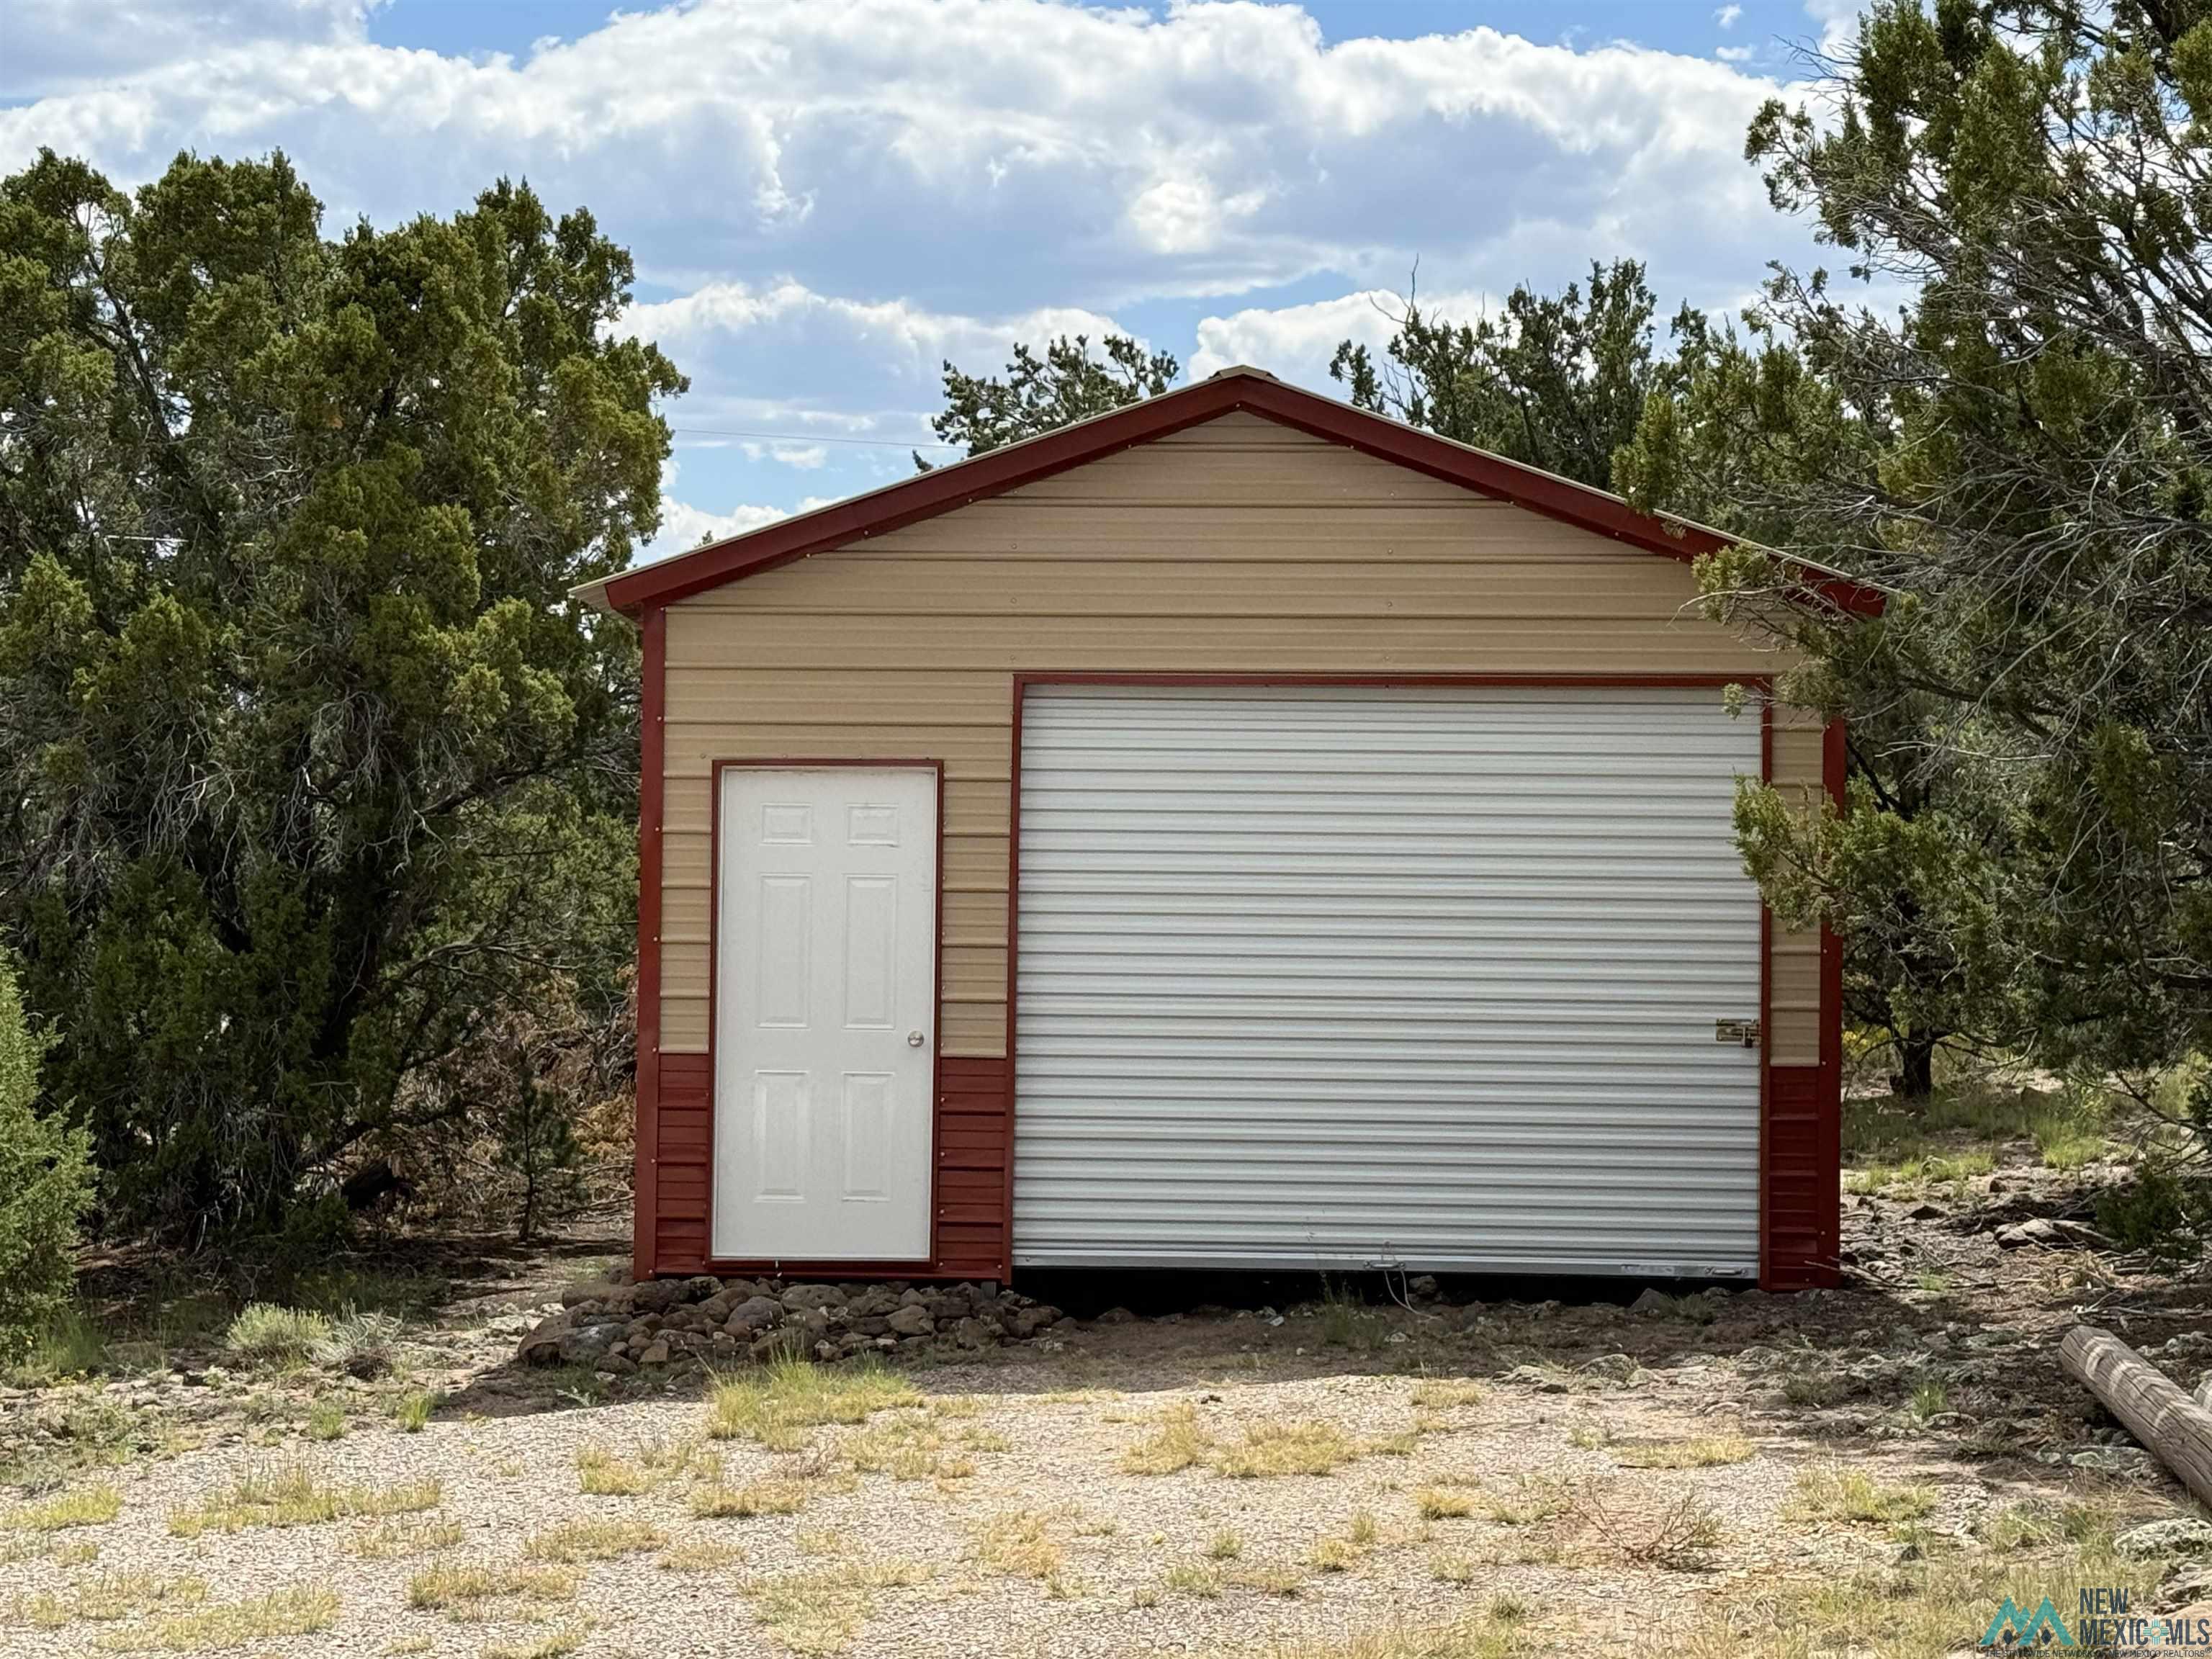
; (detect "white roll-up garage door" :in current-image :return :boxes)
[1012,685,1765,1276]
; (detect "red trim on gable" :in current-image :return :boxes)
[632,606,666,1281]
[601,370,1884,617]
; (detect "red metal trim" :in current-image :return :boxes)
[1017,673,1764,689]
[632,606,666,1282]
[1757,695,1774,1289]
[1002,683,1025,1282]
[601,370,1885,617]
[1819,716,1848,1278]
[698,757,948,1275]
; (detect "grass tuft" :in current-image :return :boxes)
[743,1557,927,1655]
[224,1304,333,1367]
[98,1585,340,1651]
[707,1357,917,1451]
[1788,1465,1939,1526]
[523,1519,667,1563]
[1208,1419,1361,1480]
[16,1573,207,1628]
[575,1436,714,1496]
[4,1482,122,1532]
[1410,1379,1485,1410]
[971,1510,1065,1579]
[689,1477,812,1518]
[168,1462,439,1537]
[480,1628,591,1659]
[658,1539,747,1574]
[405,1560,577,1613]
[1614,1434,1755,1469]
[346,1517,463,1559]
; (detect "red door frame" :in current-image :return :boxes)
[695,756,950,1280]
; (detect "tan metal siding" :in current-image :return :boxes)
[657,410,1809,1058]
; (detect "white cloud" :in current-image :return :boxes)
[1,0,381,99]
[643,497,788,562]
[0,0,1798,318]
[1717,45,1755,63]
[624,278,1138,461]
[0,0,1835,519]
[1189,287,1495,386]
[1799,0,1862,55]
[1714,4,1743,28]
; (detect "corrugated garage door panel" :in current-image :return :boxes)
[1013,685,1765,1275]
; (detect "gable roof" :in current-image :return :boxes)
[579,365,1876,617]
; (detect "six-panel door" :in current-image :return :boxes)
[712,767,938,1262]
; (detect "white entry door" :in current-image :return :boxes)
[712,767,937,1262]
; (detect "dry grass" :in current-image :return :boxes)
[3,1482,122,1532]
[658,1539,747,1574]
[742,1557,928,1654]
[689,1477,815,1518]
[1572,1486,1724,1571]
[1207,1527,1244,1560]
[523,1518,667,1563]
[842,1413,976,1481]
[480,1627,591,1659]
[1409,1379,1486,1410]
[1613,1434,1755,1469]
[1209,1419,1362,1479]
[1470,1475,1571,1527]
[94,1585,340,1651]
[707,1357,918,1451]
[1233,1561,1309,1597]
[167,1463,439,1537]
[1416,1485,1476,1520]
[1786,1465,1939,1526]
[1676,1513,2163,1658]
[1310,1509,1381,1572]
[405,1560,577,1614]
[1429,1552,1475,1583]
[1121,1400,1213,1475]
[345,1517,464,1559]
[1164,1560,1224,1599]
[1264,1616,1527,1658]
[971,1509,1065,1579]
[14,1573,207,1628]
[574,1436,712,1496]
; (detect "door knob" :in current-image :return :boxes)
[907,1030,926,1048]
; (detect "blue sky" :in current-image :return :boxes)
[1,0,1856,559]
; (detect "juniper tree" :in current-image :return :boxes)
[0,150,677,1240]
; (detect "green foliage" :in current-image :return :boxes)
[925,333,1176,463]
[2097,1169,2208,1259]
[1330,260,1686,488]
[0,956,94,1360]
[225,1303,331,1368]
[1618,1,2212,1102]
[0,150,674,1242]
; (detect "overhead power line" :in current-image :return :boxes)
[670,424,959,449]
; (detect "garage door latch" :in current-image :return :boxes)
[1714,1018,1761,1048]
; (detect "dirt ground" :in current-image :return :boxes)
[6,1126,2212,1658]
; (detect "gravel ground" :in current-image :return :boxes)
[6,1143,2210,1658]
[0,1333,2051,1659]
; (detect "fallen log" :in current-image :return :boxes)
[2059,1325,2212,1508]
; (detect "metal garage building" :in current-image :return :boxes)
[577,367,1849,1292]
